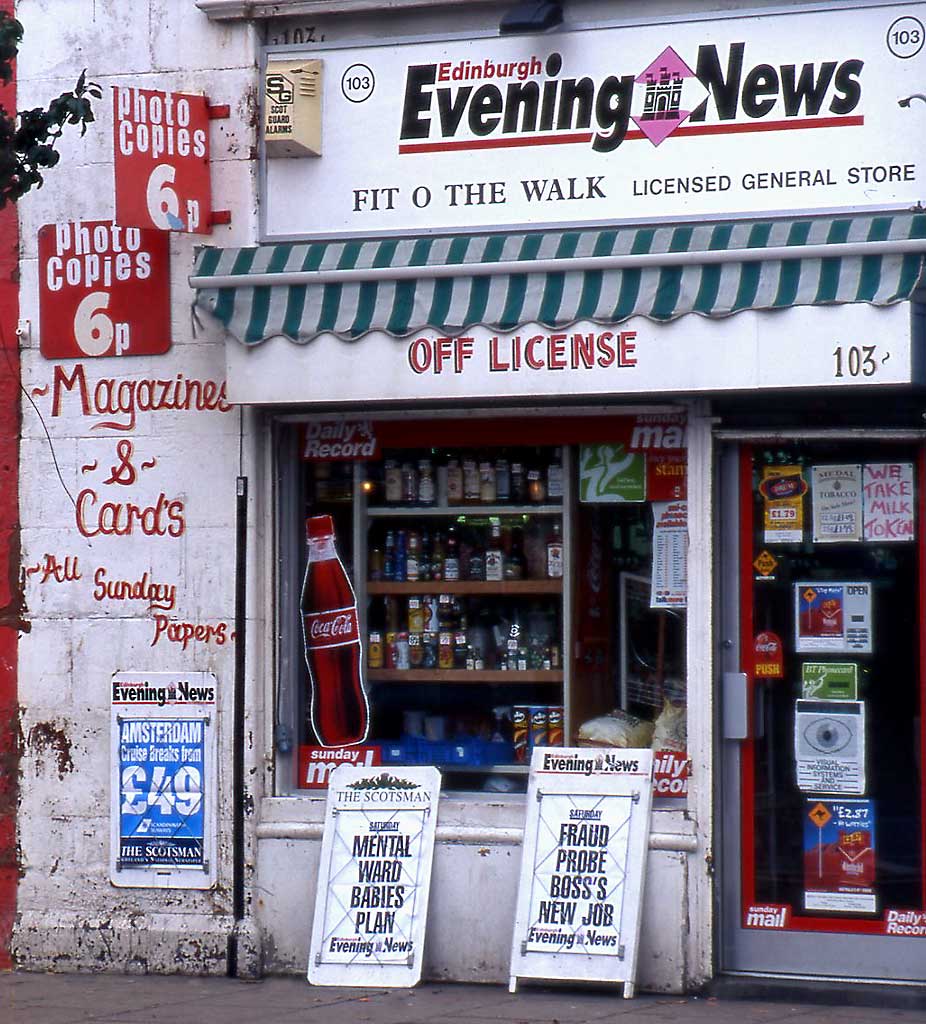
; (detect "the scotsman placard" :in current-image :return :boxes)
[509,748,653,996]
[308,766,441,988]
[264,2,926,238]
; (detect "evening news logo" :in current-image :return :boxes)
[399,43,862,152]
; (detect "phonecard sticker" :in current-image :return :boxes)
[812,465,862,543]
[794,699,866,794]
[794,582,872,654]
[759,466,807,544]
[804,798,876,914]
[802,663,858,701]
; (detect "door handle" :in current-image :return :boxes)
[722,672,749,740]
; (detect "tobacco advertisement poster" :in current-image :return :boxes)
[804,799,877,914]
[811,465,862,543]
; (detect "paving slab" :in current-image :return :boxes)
[3,973,926,1024]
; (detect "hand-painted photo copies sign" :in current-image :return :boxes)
[308,766,441,988]
[794,581,872,654]
[38,221,170,359]
[110,671,217,889]
[113,86,212,233]
[794,699,866,795]
[509,748,653,997]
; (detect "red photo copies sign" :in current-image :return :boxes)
[113,86,212,233]
[38,221,170,359]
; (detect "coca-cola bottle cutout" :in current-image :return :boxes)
[301,515,369,746]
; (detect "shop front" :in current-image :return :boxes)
[189,0,926,994]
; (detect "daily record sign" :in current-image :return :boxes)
[264,3,926,237]
[38,221,170,359]
[113,86,212,234]
[509,748,653,997]
[110,671,217,889]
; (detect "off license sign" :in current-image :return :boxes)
[38,221,170,359]
[113,86,212,233]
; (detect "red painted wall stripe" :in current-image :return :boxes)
[0,0,19,972]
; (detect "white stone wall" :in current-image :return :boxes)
[14,0,259,973]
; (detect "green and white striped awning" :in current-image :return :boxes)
[190,213,926,345]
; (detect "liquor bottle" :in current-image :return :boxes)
[547,447,564,500]
[444,527,461,581]
[447,458,464,504]
[546,521,564,578]
[504,526,526,580]
[384,460,402,504]
[479,460,497,503]
[485,522,504,581]
[406,531,420,581]
[383,530,396,581]
[301,515,369,746]
[528,459,547,503]
[467,535,485,580]
[463,456,480,504]
[511,461,527,504]
[401,461,418,503]
[431,532,445,582]
[495,457,511,502]
[418,459,436,505]
[395,529,408,581]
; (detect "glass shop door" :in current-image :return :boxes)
[720,439,926,981]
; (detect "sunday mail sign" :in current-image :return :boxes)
[264,2,926,238]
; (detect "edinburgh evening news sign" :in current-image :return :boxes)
[264,2,926,237]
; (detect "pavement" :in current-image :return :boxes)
[4,973,926,1024]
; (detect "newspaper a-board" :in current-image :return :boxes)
[509,748,653,998]
[308,766,441,988]
[110,671,217,889]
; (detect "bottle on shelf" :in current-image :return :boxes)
[418,459,436,505]
[463,455,480,504]
[444,526,460,581]
[546,521,564,578]
[447,458,464,504]
[511,461,527,504]
[383,530,396,580]
[369,545,384,581]
[547,446,564,500]
[528,457,547,503]
[479,460,497,503]
[401,461,418,504]
[485,522,504,581]
[467,533,485,580]
[431,531,444,581]
[504,526,526,581]
[406,530,421,581]
[495,456,511,503]
[384,459,402,504]
[395,529,408,581]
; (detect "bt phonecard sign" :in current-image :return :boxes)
[113,86,212,234]
[38,221,170,359]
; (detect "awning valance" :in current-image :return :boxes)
[190,213,926,345]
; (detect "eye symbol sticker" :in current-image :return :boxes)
[804,718,854,754]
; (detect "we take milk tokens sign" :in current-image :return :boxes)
[509,748,654,997]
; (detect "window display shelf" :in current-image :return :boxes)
[366,504,562,518]
[367,580,563,596]
[368,669,564,685]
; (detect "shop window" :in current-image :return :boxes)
[277,417,689,797]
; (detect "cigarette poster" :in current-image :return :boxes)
[801,663,858,701]
[863,463,915,543]
[794,582,872,654]
[308,766,440,988]
[509,748,653,997]
[650,500,687,609]
[110,671,217,889]
[794,699,866,795]
[811,465,862,543]
[804,799,876,914]
[759,465,807,544]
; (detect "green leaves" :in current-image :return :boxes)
[0,10,99,205]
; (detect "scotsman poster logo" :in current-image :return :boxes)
[399,42,863,154]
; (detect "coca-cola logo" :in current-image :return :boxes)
[306,608,359,646]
